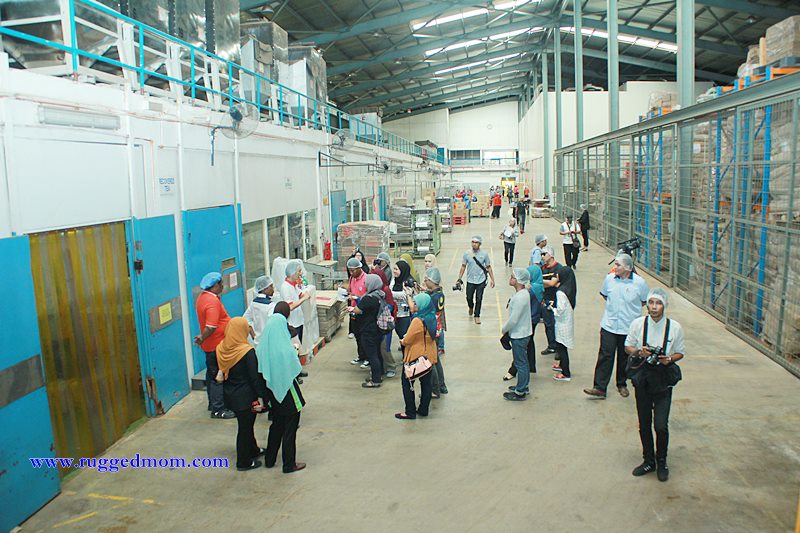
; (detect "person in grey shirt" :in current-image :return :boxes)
[457,235,495,324]
[502,268,533,401]
[499,218,520,266]
[529,234,548,266]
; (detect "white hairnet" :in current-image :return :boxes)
[254,275,273,292]
[648,287,668,307]
[513,267,530,284]
[615,253,634,271]
[541,245,555,258]
[425,267,442,285]
[285,259,303,276]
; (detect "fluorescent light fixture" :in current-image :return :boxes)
[426,27,541,56]
[434,52,522,74]
[38,106,120,130]
[494,0,534,10]
[560,26,678,53]
[412,0,539,31]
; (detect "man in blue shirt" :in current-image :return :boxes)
[584,253,649,399]
[457,235,495,324]
[529,234,548,266]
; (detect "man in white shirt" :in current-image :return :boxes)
[499,218,520,266]
[625,287,685,482]
[560,215,581,269]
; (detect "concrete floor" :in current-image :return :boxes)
[20,215,800,533]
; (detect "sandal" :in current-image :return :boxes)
[395,412,416,420]
[362,381,382,388]
[502,372,514,381]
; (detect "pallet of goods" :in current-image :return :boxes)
[315,290,347,342]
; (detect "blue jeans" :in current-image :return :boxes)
[511,336,532,394]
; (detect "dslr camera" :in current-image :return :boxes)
[403,278,416,289]
[644,345,666,365]
[452,279,464,291]
[617,237,641,256]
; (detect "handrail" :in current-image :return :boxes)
[0,0,446,164]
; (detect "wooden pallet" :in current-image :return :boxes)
[452,216,467,225]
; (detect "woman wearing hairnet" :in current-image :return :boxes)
[279,260,310,344]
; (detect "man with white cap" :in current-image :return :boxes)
[624,287,685,482]
[194,272,235,419]
[529,234,548,266]
[502,268,533,401]
[457,235,495,324]
[578,204,590,251]
[584,253,649,399]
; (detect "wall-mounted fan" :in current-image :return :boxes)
[210,104,258,165]
[331,128,355,149]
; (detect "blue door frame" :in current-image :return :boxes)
[183,205,246,374]
[330,190,347,261]
[126,215,190,415]
[0,236,59,532]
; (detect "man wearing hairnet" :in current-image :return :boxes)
[243,276,277,346]
[194,272,235,419]
[457,235,495,325]
[584,253,649,399]
[624,287,685,482]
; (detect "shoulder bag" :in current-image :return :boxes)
[376,301,395,332]
[403,328,433,380]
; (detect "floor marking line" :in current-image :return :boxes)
[87,493,133,502]
[52,512,97,528]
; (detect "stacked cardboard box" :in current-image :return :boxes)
[315,290,346,342]
[765,15,800,64]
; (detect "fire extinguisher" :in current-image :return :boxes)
[323,241,332,260]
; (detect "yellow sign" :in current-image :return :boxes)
[158,303,172,324]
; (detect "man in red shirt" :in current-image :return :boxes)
[194,272,234,419]
[491,194,502,219]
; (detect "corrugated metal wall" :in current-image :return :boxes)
[29,222,145,468]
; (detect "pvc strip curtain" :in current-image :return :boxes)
[29,222,145,471]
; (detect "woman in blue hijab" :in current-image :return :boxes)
[503,265,544,381]
[396,293,439,419]
[256,311,307,473]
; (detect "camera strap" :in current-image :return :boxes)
[642,317,671,352]
[472,254,488,284]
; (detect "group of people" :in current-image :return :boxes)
[342,249,448,417]
[194,261,312,473]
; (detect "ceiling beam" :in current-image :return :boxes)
[330,42,542,99]
[347,61,532,109]
[696,0,800,20]
[383,77,527,114]
[293,1,480,46]
[565,15,746,57]
[328,14,554,77]
[384,90,520,120]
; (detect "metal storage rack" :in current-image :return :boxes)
[411,208,441,257]
[436,197,453,233]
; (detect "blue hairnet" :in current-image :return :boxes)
[200,272,222,290]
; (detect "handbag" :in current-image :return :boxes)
[500,332,512,350]
[404,355,433,380]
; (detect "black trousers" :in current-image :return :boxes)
[266,411,300,471]
[466,281,487,317]
[503,242,516,264]
[581,228,589,248]
[354,329,366,362]
[517,212,526,232]
[508,329,537,376]
[635,386,672,462]
[593,328,629,392]
[234,409,258,468]
[555,342,571,377]
[541,306,556,350]
[295,325,304,344]
[563,243,579,268]
[361,331,383,383]
[491,205,501,218]
[205,351,225,412]
[401,370,432,417]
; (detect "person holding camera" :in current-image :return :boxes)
[456,235,495,325]
[584,253,649,399]
[391,259,417,344]
[560,215,581,269]
[625,287,684,482]
[499,218,520,266]
[540,246,563,356]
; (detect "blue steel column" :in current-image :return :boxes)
[574,0,584,142]
[607,0,619,131]
[677,0,695,107]
[554,27,563,149]
[542,52,551,197]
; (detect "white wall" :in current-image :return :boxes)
[382,108,449,148]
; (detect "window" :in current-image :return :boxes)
[287,211,304,260]
[304,209,318,259]
[482,150,518,165]
[267,215,286,270]
[242,220,266,291]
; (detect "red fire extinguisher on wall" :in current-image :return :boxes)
[323,241,332,261]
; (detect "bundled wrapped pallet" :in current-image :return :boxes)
[761,267,800,356]
[335,221,391,268]
[648,91,677,111]
[765,15,800,64]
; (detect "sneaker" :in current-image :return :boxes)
[348,333,355,339]
[503,391,528,401]
[552,373,571,381]
[350,358,361,365]
[657,461,669,482]
[468,307,474,316]
[618,386,630,398]
[583,388,607,399]
[360,361,370,369]
[439,385,448,394]
[431,391,440,399]
[541,347,556,355]
[551,363,561,371]
[507,386,529,394]
[211,409,235,419]
[236,459,263,471]
[474,317,481,324]
[632,461,656,476]
[385,370,397,378]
